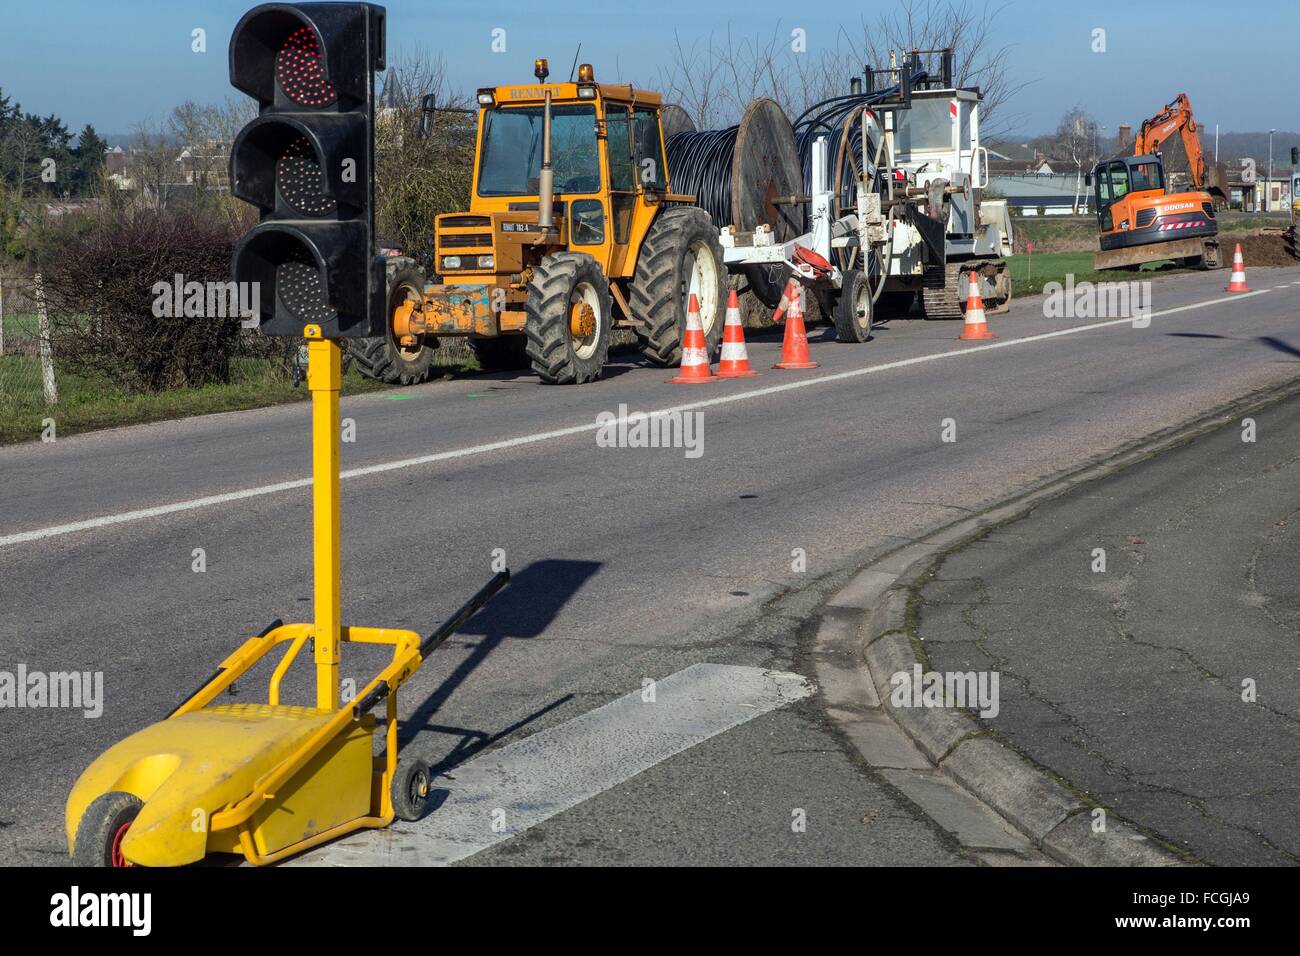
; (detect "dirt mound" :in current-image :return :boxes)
[1228,231,1298,268]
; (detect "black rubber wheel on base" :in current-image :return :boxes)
[350,266,438,385]
[73,791,143,867]
[831,269,873,343]
[629,207,727,367]
[524,252,612,385]
[391,758,433,822]
[470,335,529,371]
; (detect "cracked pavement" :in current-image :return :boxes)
[917,389,1300,865]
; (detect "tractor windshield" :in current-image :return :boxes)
[477,103,600,196]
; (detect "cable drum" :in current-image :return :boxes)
[665,99,803,307]
[659,103,696,141]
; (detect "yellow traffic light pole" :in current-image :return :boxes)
[305,324,342,712]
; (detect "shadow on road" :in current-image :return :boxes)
[1256,335,1300,361]
[397,558,602,763]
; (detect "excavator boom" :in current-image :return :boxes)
[1133,93,1225,201]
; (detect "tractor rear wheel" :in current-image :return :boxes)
[524,252,612,385]
[350,265,438,385]
[73,791,143,867]
[629,206,727,367]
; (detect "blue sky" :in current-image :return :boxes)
[0,0,1295,140]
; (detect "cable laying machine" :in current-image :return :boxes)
[716,47,1014,341]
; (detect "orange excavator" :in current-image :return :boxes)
[1089,93,1222,271]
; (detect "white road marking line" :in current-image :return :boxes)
[0,287,1272,548]
[291,663,815,866]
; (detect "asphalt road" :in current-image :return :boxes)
[3,264,1300,865]
[918,385,1300,866]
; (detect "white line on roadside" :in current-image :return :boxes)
[290,663,815,866]
[0,287,1273,548]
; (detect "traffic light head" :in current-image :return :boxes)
[229,3,387,338]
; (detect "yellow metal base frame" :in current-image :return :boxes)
[66,328,424,866]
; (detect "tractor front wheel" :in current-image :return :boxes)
[350,265,438,385]
[73,791,143,867]
[524,252,612,385]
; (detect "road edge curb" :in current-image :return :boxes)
[815,375,1300,866]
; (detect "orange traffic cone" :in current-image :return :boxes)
[1225,243,1250,292]
[671,293,715,384]
[716,289,759,378]
[773,285,818,369]
[958,271,994,340]
[771,278,797,325]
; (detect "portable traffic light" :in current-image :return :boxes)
[229,2,387,337]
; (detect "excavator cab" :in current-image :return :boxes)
[1090,155,1219,270]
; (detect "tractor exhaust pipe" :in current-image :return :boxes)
[535,58,554,231]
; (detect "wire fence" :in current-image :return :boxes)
[0,274,59,415]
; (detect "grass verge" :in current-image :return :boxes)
[1006,250,1194,298]
[0,355,405,445]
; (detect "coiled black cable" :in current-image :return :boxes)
[664,69,928,235]
[664,126,740,227]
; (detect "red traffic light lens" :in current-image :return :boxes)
[276,26,337,108]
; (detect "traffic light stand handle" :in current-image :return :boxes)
[306,329,342,712]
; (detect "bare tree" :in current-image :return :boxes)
[655,1,1022,135]
[373,50,475,267]
[658,26,795,128]
[1051,106,1099,212]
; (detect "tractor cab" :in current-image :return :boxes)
[375,59,726,387]
[430,62,675,303]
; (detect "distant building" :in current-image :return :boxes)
[985,140,1055,175]
[99,141,230,204]
[986,172,1092,215]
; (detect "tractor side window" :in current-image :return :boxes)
[478,104,600,197]
[606,108,635,192]
[570,198,605,246]
[633,108,667,189]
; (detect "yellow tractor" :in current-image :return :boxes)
[353,60,727,385]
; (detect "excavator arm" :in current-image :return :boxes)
[1133,93,1225,201]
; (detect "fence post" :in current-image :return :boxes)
[34,272,59,406]
[0,274,6,357]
